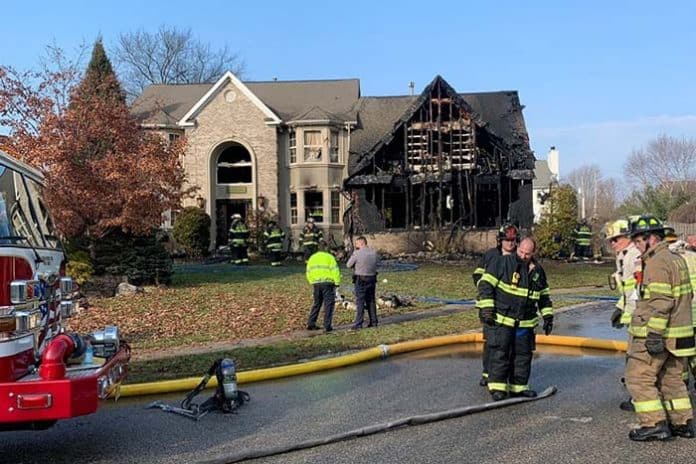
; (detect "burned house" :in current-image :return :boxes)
[132,73,535,250]
[345,75,535,238]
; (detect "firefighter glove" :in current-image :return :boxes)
[543,316,553,335]
[479,308,495,326]
[645,333,665,356]
[610,309,624,329]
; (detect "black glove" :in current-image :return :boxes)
[542,316,553,335]
[610,309,624,329]
[645,332,665,356]
[479,308,495,326]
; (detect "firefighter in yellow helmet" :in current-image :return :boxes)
[624,215,695,441]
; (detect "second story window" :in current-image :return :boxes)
[289,130,297,164]
[303,130,322,162]
[330,131,339,163]
[168,133,181,146]
[331,191,340,223]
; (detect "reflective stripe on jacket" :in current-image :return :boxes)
[264,227,285,250]
[574,225,592,246]
[476,254,553,327]
[472,247,501,285]
[300,226,323,246]
[628,242,695,357]
[615,243,642,324]
[306,251,340,285]
[229,222,250,246]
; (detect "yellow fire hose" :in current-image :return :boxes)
[118,333,627,398]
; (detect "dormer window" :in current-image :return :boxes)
[303,130,322,162]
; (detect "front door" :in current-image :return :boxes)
[216,199,251,247]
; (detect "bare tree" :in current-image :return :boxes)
[566,165,619,222]
[625,134,696,194]
[113,25,245,99]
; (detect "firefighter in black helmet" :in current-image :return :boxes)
[473,223,519,387]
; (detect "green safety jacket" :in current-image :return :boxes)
[476,254,553,328]
[628,242,695,357]
[300,225,323,247]
[614,243,642,325]
[229,221,250,247]
[264,226,285,251]
[573,225,592,247]
[306,251,340,285]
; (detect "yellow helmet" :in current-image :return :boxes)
[605,219,631,241]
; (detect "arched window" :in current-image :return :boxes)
[217,144,252,184]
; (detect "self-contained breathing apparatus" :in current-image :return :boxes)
[147,358,250,420]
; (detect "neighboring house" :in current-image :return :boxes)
[532,147,560,223]
[132,72,536,249]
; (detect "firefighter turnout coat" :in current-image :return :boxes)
[625,241,695,427]
[615,243,642,325]
[476,255,553,393]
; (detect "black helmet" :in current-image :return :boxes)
[629,215,664,238]
[497,223,519,242]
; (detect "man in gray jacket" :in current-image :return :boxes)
[347,236,380,329]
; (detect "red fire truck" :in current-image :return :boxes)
[0,149,130,431]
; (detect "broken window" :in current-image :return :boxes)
[289,130,297,164]
[217,145,252,184]
[331,191,340,223]
[304,191,323,222]
[290,193,298,224]
[303,130,322,162]
[330,131,339,163]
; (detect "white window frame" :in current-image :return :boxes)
[289,130,297,164]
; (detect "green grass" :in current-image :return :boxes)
[126,310,482,383]
[68,259,615,356]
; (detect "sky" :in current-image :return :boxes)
[2,0,696,181]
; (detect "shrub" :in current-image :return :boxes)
[66,249,93,286]
[535,184,578,258]
[91,231,173,285]
[172,207,211,258]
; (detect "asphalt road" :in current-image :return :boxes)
[3,303,695,464]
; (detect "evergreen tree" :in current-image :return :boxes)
[535,185,578,258]
[75,38,125,105]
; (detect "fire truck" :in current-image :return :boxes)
[0,149,130,431]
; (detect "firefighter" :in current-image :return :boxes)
[666,229,696,384]
[263,219,286,266]
[228,214,250,265]
[476,236,553,401]
[624,215,695,441]
[605,219,642,411]
[572,219,593,260]
[473,223,519,387]
[300,217,323,262]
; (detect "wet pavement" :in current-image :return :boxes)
[3,302,694,464]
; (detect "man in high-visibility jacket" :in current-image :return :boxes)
[625,215,695,441]
[306,243,341,333]
[300,218,323,262]
[573,219,593,260]
[473,223,519,387]
[263,220,286,266]
[228,214,250,265]
[476,236,553,401]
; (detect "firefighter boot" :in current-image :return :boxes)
[511,390,537,398]
[671,419,695,439]
[628,421,672,442]
[491,391,508,401]
[619,399,635,412]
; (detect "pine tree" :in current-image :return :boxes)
[75,38,125,105]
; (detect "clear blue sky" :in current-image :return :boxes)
[3,1,696,182]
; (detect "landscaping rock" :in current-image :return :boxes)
[116,282,143,297]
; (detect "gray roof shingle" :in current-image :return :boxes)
[131,78,360,126]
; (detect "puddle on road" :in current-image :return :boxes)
[400,342,624,361]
